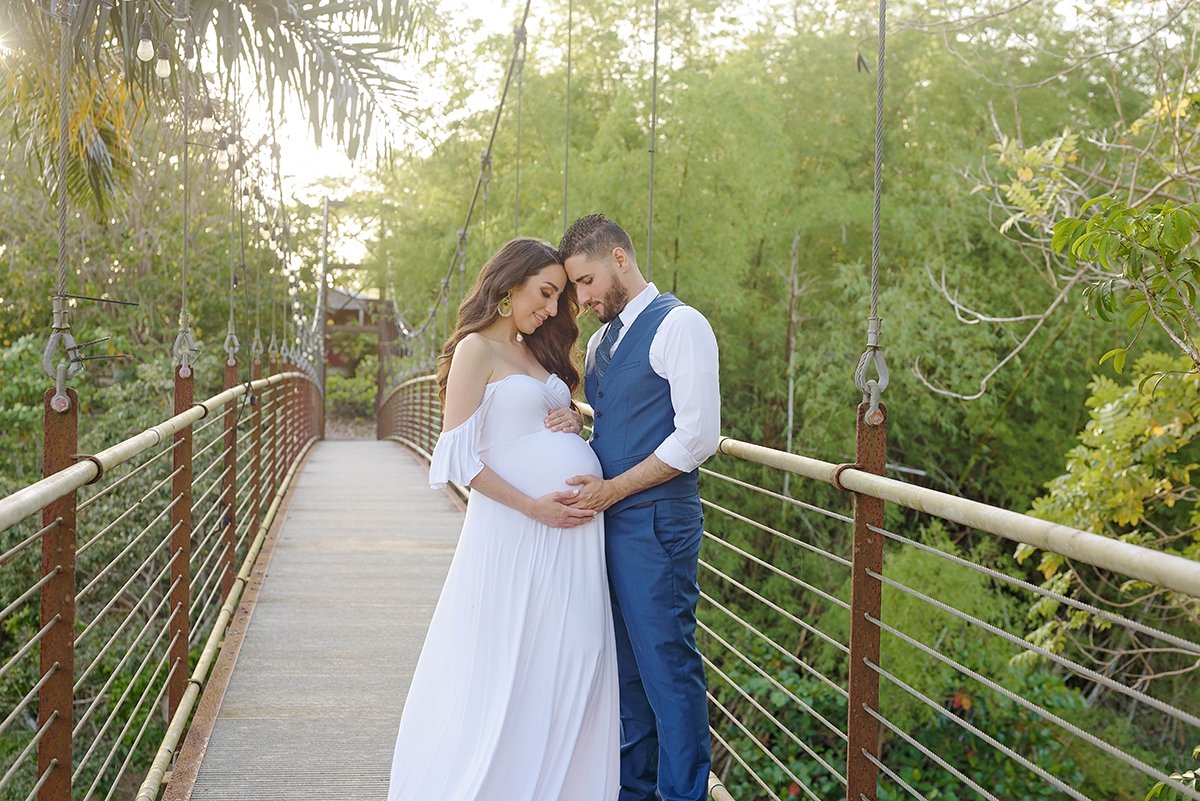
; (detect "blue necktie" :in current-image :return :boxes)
[593,317,624,383]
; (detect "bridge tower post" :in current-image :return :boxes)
[221,356,239,600]
[846,402,887,801]
[169,364,194,719]
[39,388,77,801]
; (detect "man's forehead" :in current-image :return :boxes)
[564,253,605,278]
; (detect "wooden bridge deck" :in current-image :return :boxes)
[177,440,461,800]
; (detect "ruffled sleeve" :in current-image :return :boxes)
[428,408,486,490]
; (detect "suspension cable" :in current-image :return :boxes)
[252,190,264,362]
[402,1,534,346]
[563,0,572,236]
[853,0,890,424]
[514,25,526,237]
[480,150,491,256]
[173,12,199,377]
[42,0,81,406]
[224,77,241,363]
[646,0,660,281]
[269,117,290,361]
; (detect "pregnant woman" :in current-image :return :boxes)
[386,238,619,801]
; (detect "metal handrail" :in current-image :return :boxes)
[715,437,1200,597]
[0,367,321,801]
[0,372,308,534]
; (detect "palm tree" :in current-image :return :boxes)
[0,0,438,211]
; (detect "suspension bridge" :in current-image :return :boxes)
[2,0,1199,800]
[2,359,1199,801]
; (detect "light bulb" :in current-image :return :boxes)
[137,22,154,62]
[155,44,171,79]
[200,101,215,133]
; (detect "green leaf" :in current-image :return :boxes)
[1126,302,1149,329]
[1052,218,1084,253]
[1099,347,1126,370]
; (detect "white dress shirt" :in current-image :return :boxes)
[585,283,721,473]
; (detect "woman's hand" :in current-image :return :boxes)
[544,407,585,434]
[525,490,596,528]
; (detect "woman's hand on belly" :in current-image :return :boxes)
[526,490,597,528]
[544,406,584,434]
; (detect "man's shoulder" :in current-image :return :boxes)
[661,301,714,332]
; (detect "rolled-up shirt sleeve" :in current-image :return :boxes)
[649,306,721,473]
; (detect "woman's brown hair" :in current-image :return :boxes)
[436,238,581,402]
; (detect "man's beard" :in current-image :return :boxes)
[596,283,629,323]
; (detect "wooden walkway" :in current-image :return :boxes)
[179,440,461,800]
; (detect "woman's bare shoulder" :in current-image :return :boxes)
[448,333,495,378]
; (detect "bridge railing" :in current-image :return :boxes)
[0,367,321,801]
[379,374,1200,801]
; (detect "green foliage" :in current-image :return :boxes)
[1054,199,1200,373]
[328,354,379,420]
[1024,352,1200,756]
[1147,745,1200,801]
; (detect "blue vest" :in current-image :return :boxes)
[585,293,700,515]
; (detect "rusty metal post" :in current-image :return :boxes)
[169,365,193,719]
[297,371,306,447]
[284,366,296,471]
[427,381,434,450]
[39,388,77,801]
[250,358,263,563]
[314,379,322,443]
[846,402,887,801]
[277,364,289,477]
[267,357,279,496]
[221,357,238,601]
[289,370,299,466]
[306,377,315,443]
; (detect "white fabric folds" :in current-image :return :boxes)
[428,407,486,489]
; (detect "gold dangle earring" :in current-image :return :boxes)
[497,292,513,318]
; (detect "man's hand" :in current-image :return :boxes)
[544,407,584,434]
[526,490,596,528]
[564,474,621,512]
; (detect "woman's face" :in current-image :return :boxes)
[509,262,567,336]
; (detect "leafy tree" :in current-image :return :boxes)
[1024,353,1200,753]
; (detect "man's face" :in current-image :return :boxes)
[564,252,628,324]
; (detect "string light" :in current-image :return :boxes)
[200,101,216,133]
[137,21,155,62]
[155,44,171,79]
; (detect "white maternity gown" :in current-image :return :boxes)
[386,373,619,801]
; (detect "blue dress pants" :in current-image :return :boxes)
[605,496,710,801]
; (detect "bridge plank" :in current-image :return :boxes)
[183,440,459,800]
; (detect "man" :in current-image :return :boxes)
[559,214,720,801]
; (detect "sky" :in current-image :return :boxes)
[275,0,521,202]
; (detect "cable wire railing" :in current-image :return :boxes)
[379,374,1200,801]
[0,368,320,801]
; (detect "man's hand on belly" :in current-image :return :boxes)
[566,454,683,512]
[563,474,618,512]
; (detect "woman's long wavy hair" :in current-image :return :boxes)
[436,238,581,402]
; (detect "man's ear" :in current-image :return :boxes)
[611,247,629,273]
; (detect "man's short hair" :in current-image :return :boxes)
[559,214,636,264]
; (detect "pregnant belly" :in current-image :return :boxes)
[482,429,602,499]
